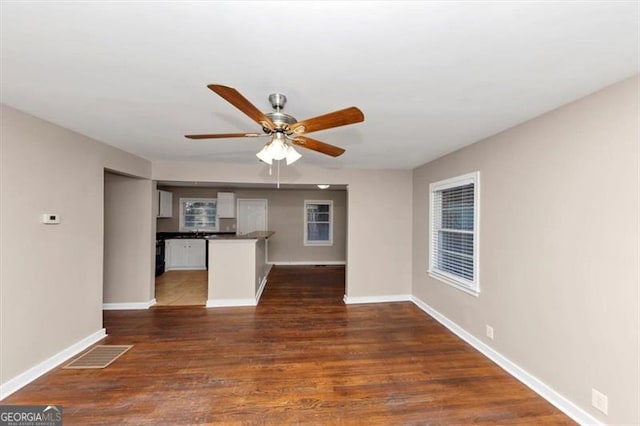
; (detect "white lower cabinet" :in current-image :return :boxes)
[165,239,206,270]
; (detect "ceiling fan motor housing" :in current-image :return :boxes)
[265,112,297,126]
[266,93,296,131]
[269,93,286,110]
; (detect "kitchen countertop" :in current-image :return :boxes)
[156,231,235,241]
[205,231,275,240]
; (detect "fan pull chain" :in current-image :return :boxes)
[277,160,281,189]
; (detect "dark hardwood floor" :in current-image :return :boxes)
[4,266,573,425]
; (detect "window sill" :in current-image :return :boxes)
[428,271,479,297]
[304,241,333,247]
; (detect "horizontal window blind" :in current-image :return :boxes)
[180,198,218,231]
[430,175,478,291]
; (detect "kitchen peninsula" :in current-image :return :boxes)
[205,231,274,307]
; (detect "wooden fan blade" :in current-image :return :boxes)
[289,107,364,134]
[185,133,261,139]
[291,136,345,157]
[207,85,275,131]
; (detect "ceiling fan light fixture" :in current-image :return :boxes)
[187,85,363,166]
[267,133,288,161]
[317,184,330,189]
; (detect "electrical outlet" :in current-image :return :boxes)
[486,325,494,340]
[592,388,608,415]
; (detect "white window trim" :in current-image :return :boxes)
[304,200,333,246]
[428,171,480,296]
[179,197,219,232]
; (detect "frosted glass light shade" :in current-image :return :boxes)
[285,146,302,165]
[256,145,273,165]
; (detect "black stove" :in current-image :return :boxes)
[155,240,165,276]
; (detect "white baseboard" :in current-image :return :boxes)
[206,298,257,308]
[0,328,106,400]
[255,276,268,303]
[343,294,412,304]
[268,261,346,266]
[410,296,602,426]
[103,298,156,310]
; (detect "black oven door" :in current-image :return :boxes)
[155,241,165,276]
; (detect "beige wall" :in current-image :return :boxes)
[152,162,413,299]
[237,189,346,264]
[0,105,152,387]
[104,172,155,304]
[157,186,347,263]
[412,76,639,424]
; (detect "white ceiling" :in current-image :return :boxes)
[1,1,638,169]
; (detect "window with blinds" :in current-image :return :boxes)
[429,172,479,295]
[304,200,333,246]
[179,198,219,232]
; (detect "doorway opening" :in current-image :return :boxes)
[153,181,348,305]
[103,170,155,310]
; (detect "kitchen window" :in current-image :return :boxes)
[429,172,479,296]
[179,198,218,232]
[304,200,333,246]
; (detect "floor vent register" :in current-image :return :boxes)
[64,345,133,369]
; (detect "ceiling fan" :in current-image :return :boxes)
[185,85,365,165]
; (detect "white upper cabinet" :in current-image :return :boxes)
[157,190,173,218]
[217,192,236,218]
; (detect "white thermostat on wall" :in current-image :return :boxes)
[41,213,61,224]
